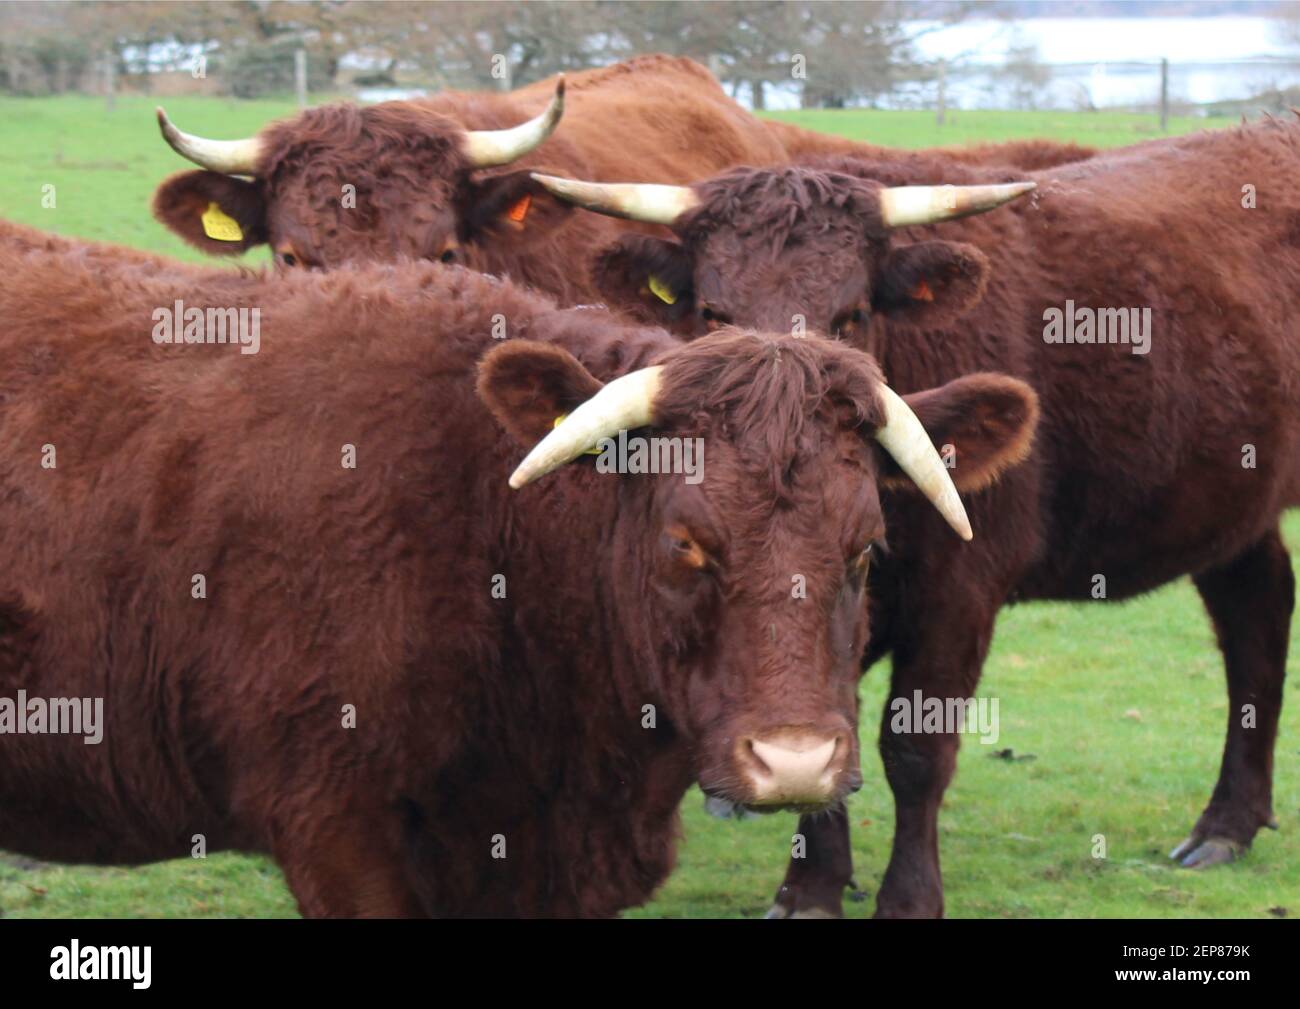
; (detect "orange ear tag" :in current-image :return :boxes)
[910,279,934,302]
[507,194,532,223]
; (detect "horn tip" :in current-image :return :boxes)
[508,468,530,490]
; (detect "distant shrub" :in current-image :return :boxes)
[216,42,333,99]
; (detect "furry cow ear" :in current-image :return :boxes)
[872,240,989,326]
[477,340,605,448]
[461,169,574,239]
[152,171,268,256]
[592,235,696,332]
[878,373,1039,494]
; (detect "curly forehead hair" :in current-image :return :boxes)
[653,329,886,498]
[256,100,470,195]
[679,167,885,257]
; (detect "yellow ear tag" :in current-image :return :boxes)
[201,202,244,242]
[647,274,677,305]
[553,414,604,455]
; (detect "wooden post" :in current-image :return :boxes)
[104,53,115,112]
[295,48,308,108]
[1159,57,1168,132]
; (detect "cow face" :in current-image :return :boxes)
[534,167,1033,341]
[478,331,1038,811]
[151,84,567,269]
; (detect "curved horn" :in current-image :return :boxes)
[874,384,973,541]
[879,181,1035,229]
[509,366,663,489]
[463,76,566,168]
[156,107,263,175]
[531,173,699,226]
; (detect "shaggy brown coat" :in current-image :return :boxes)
[578,119,1300,917]
[0,218,1036,916]
[152,55,1093,306]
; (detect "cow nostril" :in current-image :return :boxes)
[736,729,848,806]
[742,737,773,777]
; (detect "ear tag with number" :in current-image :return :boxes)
[201,202,244,242]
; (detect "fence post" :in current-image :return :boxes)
[104,52,115,111]
[295,48,308,109]
[1159,57,1168,131]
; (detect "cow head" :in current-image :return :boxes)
[151,80,567,268]
[478,330,1038,810]
[531,167,1034,339]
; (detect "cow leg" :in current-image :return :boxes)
[874,611,997,919]
[1172,527,1293,868]
[274,803,427,918]
[764,804,854,918]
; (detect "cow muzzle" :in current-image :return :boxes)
[735,726,852,809]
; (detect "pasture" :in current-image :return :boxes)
[0,94,1295,919]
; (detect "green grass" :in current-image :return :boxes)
[0,94,302,263]
[0,95,1295,918]
[759,106,1237,150]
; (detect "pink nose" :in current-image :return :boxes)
[736,728,849,807]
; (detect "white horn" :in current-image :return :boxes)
[463,76,566,168]
[531,173,699,226]
[879,182,1035,229]
[874,385,973,541]
[509,366,664,489]
[156,107,263,175]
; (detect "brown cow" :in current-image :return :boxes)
[150,55,1093,306]
[150,55,788,304]
[534,118,1300,917]
[761,116,1096,171]
[0,218,1037,917]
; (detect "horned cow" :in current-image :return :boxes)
[537,118,1300,917]
[0,219,1037,917]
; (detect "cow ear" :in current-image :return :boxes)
[477,340,604,448]
[460,169,573,240]
[152,171,268,256]
[877,373,1039,494]
[872,240,989,326]
[592,235,696,330]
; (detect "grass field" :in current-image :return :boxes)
[0,95,1295,919]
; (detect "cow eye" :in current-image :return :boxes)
[440,248,456,264]
[665,528,711,572]
[279,252,297,268]
[700,306,730,332]
[832,307,867,338]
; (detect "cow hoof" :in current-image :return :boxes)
[1170,835,1243,869]
[763,903,839,919]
